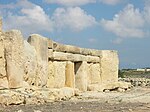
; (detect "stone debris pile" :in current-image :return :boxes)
[119,78,150,87]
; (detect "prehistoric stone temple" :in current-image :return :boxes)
[0,19,129,104]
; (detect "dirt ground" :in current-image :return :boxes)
[0,87,150,112]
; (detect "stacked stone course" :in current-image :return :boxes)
[0,19,130,105]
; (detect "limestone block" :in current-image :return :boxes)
[24,40,37,85]
[72,54,86,62]
[100,50,119,84]
[80,48,102,57]
[87,63,92,85]
[89,63,101,84]
[0,91,25,105]
[103,82,131,90]
[65,45,80,54]
[47,38,53,49]
[52,52,87,62]
[4,30,24,88]
[0,77,8,89]
[53,61,66,88]
[90,49,102,57]
[28,34,48,86]
[86,55,100,63]
[53,42,66,52]
[53,42,81,54]
[75,61,88,91]
[60,87,75,99]
[0,33,6,77]
[87,84,104,92]
[80,48,91,55]
[65,61,75,88]
[48,49,53,59]
[28,34,48,61]
[53,52,69,61]
[47,61,55,88]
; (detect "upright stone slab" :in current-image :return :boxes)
[47,61,55,88]
[65,61,75,88]
[24,40,37,85]
[75,61,88,91]
[100,50,119,84]
[89,63,101,84]
[0,33,6,78]
[27,34,48,86]
[4,30,24,88]
[53,61,66,88]
[0,33,8,89]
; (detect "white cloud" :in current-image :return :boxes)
[44,0,96,6]
[101,4,146,44]
[99,0,124,5]
[1,0,53,37]
[52,7,97,31]
[0,0,97,36]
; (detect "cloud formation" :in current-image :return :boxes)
[44,0,125,6]
[1,0,53,36]
[44,0,96,6]
[99,0,124,5]
[52,7,97,31]
[0,0,96,37]
[101,4,150,44]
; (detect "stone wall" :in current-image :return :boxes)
[0,19,127,104]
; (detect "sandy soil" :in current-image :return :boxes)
[0,87,150,112]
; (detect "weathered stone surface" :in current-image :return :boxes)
[0,33,6,78]
[0,90,25,105]
[103,82,131,90]
[47,61,55,88]
[47,38,53,49]
[89,63,101,84]
[52,52,69,61]
[52,52,87,62]
[4,30,24,88]
[53,61,66,88]
[87,63,92,85]
[80,48,91,55]
[53,42,81,54]
[90,49,102,57]
[86,55,100,63]
[65,45,81,54]
[100,50,119,84]
[75,61,88,91]
[24,40,37,85]
[28,34,48,87]
[60,87,75,99]
[0,77,8,89]
[53,42,66,52]
[52,52,100,62]
[48,49,53,59]
[28,34,48,61]
[87,84,104,92]
[65,61,75,88]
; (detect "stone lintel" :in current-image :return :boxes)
[51,51,100,63]
[52,42,102,57]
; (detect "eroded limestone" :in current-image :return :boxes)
[4,30,24,88]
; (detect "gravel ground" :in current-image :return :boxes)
[0,87,150,112]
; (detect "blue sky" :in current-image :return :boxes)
[0,0,150,69]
